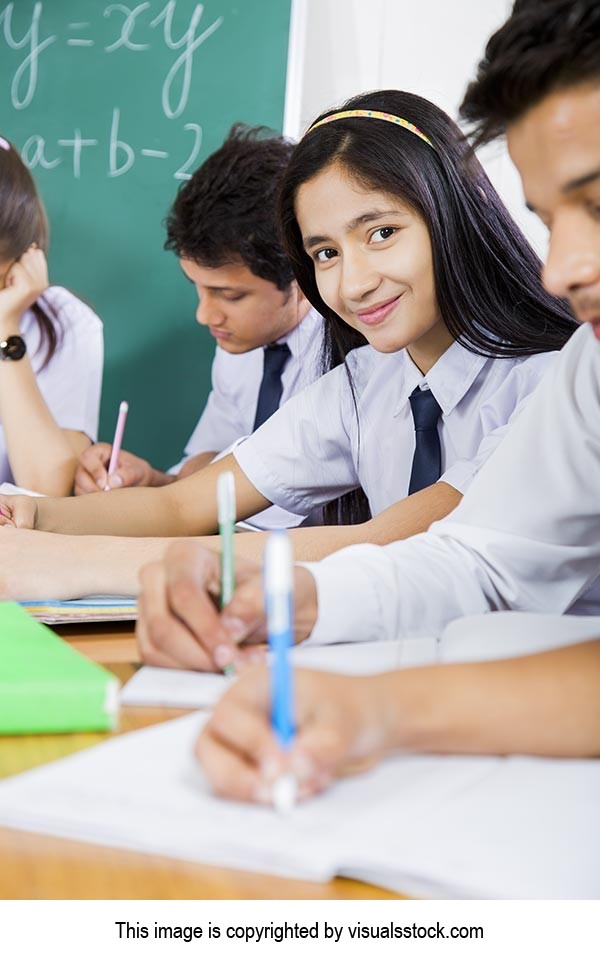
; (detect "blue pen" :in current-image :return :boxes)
[264,531,296,812]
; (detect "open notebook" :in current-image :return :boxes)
[0,611,598,897]
[0,709,596,898]
[121,635,439,708]
[121,611,600,709]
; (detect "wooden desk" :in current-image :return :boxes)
[0,623,400,900]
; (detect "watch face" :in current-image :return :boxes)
[1,336,26,360]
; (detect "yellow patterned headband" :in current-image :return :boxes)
[305,109,433,149]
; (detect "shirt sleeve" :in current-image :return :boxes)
[34,290,103,442]
[441,351,557,495]
[304,325,600,645]
[174,349,248,471]
[233,364,362,514]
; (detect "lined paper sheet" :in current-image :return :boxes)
[0,710,597,897]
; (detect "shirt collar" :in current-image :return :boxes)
[395,339,489,417]
[276,307,323,361]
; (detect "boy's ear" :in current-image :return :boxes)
[290,279,311,317]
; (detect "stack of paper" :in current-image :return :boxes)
[20,595,138,624]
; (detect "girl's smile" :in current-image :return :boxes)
[356,293,405,326]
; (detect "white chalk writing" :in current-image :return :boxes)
[21,109,203,181]
[0,1,223,118]
[0,2,56,109]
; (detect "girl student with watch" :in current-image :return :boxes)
[0,138,103,496]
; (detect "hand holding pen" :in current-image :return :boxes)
[195,532,382,808]
[136,540,319,673]
[137,470,319,672]
[195,660,386,807]
[104,401,129,492]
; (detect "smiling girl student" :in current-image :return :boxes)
[0,91,575,608]
[0,139,103,496]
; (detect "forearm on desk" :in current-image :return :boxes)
[297,482,463,562]
[363,482,462,544]
[191,527,356,565]
[35,454,268,536]
[72,535,186,596]
[47,531,278,598]
[380,639,600,758]
[191,482,464,565]
[3,533,187,599]
[35,483,195,536]
[31,476,460,559]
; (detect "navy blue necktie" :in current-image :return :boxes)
[253,343,291,430]
[408,387,443,494]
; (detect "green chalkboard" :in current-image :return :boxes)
[0,0,293,467]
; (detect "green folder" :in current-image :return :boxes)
[0,603,119,734]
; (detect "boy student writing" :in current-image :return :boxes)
[0,91,576,602]
[0,140,103,496]
[74,124,322,523]
[155,0,599,801]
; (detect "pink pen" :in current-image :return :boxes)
[104,400,129,491]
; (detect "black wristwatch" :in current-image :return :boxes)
[0,335,27,361]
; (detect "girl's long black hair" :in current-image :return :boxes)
[279,89,576,524]
[0,139,61,369]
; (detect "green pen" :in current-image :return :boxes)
[217,471,236,675]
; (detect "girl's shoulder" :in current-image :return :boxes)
[38,286,103,335]
[504,349,560,370]
[344,343,388,380]
[478,349,560,412]
[490,348,560,384]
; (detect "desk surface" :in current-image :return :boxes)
[0,622,400,900]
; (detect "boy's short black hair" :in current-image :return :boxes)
[165,124,295,291]
[460,0,600,147]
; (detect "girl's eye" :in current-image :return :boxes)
[371,227,396,243]
[224,294,246,302]
[314,247,338,263]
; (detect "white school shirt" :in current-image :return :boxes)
[170,307,324,530]
[233,337,556,518]
[0,286,103,485]
[170,308,324,470]
[305,321,600,646]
